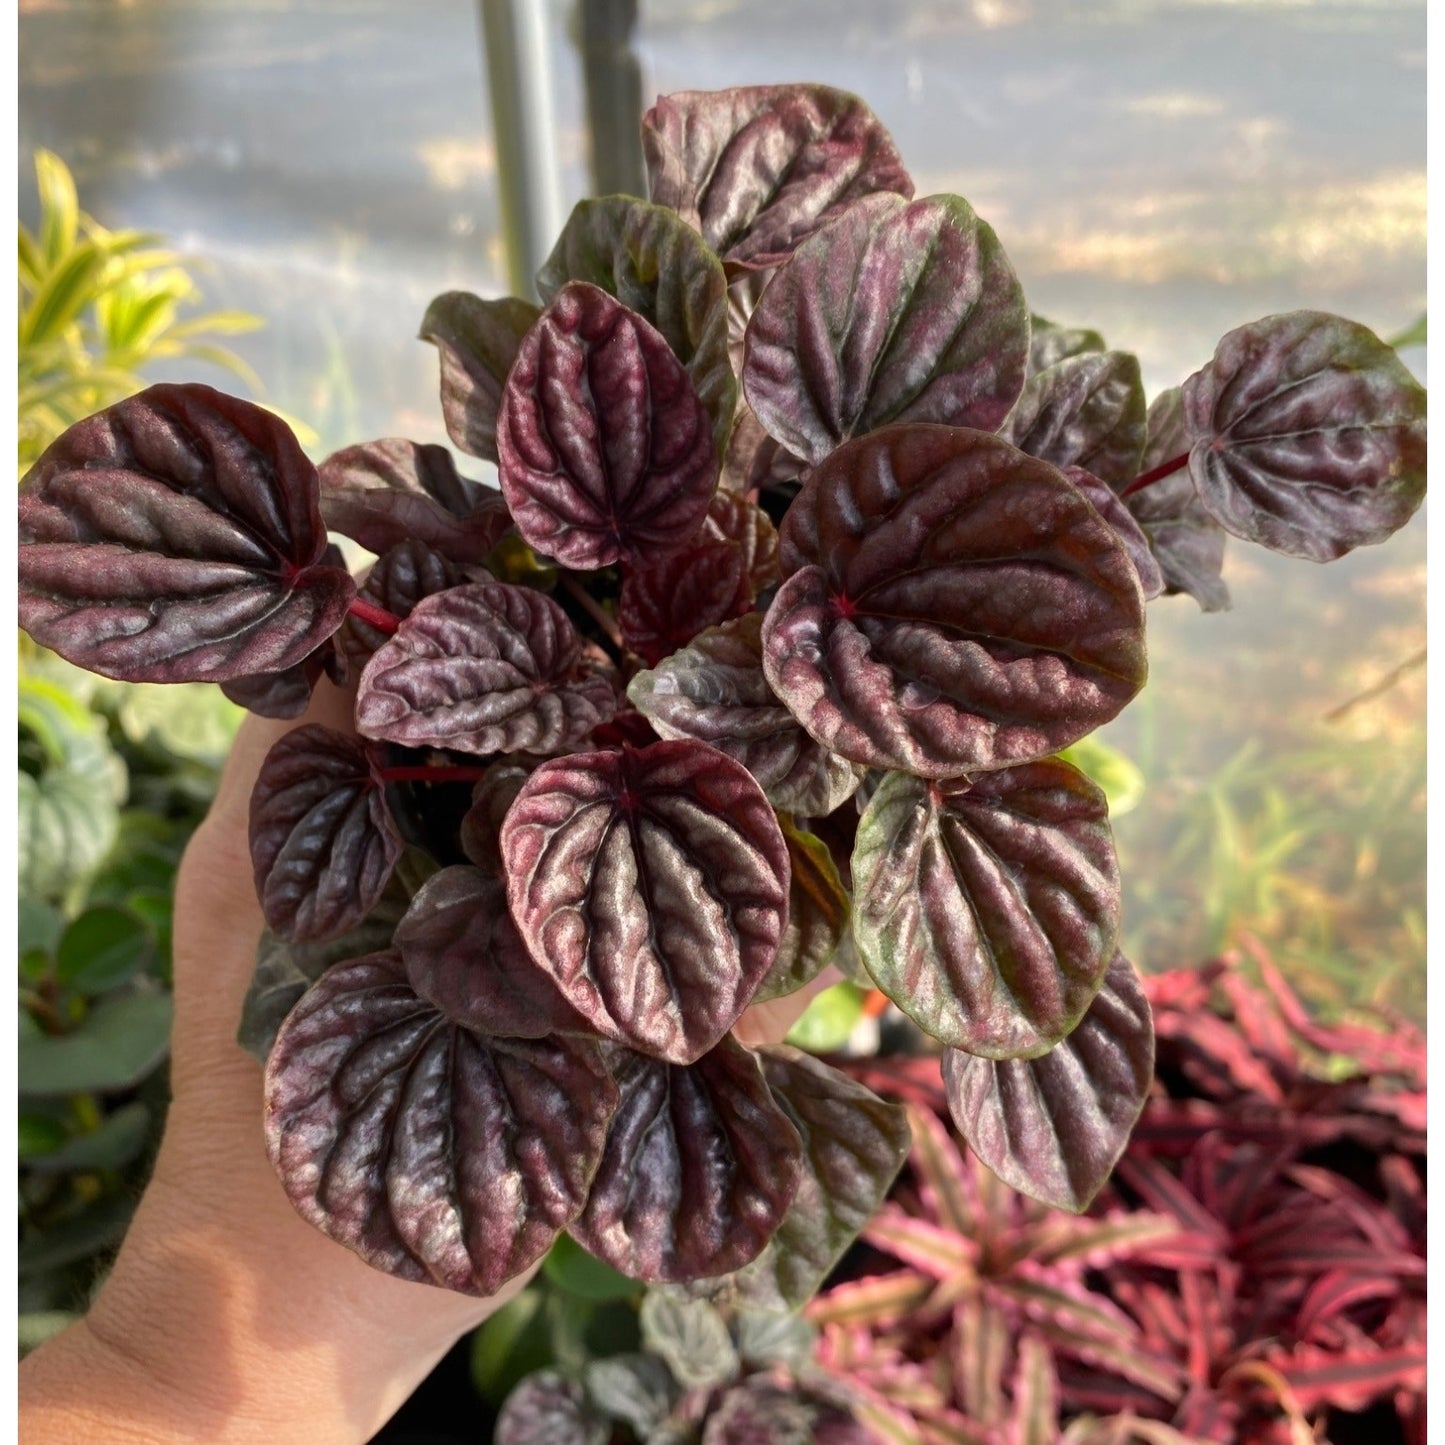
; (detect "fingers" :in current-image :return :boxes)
[731,963,845,1049]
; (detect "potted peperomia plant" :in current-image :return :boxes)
[15,84,1426,1329]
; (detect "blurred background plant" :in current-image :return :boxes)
[16,148,261,1352]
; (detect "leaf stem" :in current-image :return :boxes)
[377,764,489,786]
[1119,451,1190,499]
[559,574,624,657]
[347,596,403,634]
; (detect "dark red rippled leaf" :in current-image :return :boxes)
[496,282,718,569]
[337,539,471,668]
[765,425,1148,778]
[628,613,865,816]
[752,818,850,1004]
[643,83,913,272]
[536,195,736,456]
[851,761,1120,1057]
[1028,315,1106,376]
[18,383,354,683]
[264,951,618,1294]
[318,437,511,565]
[743,193,1028,465]
[568,1037,803,1281]
[395,865,593,1038]
[495,1373,607,1445]
[499,740,790,1064]
[1180,310,1427,561]
[355,580,616,755]
[419,292,541,463]
[618,542,748,667]
[248,725,403,943]
[698,486,781,595]
[942,951,1153,1211]
[1063,467,1164,601]
[1002,350,1147,487]
[459,763,531,873]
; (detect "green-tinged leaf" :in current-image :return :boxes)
[785,981,865,1053]
[19,991,173,1096]
[19,899,63,959]
[18,1311,75,1356]
[640,1290,739,1390]
[24,1102,152,1174]
[807,1269,935,1327]
[1061,735,1145,818]
[1387,313,1426,350]
[543,1232,641,1303]
[852,763,1120,1058]
[117,682,244,766]
[20,242,109,348]
[754,818,850,1003]
[1029,315,1107,376]
[583,1353,677,1437]
[470,1288,555,1408]
[18,1195,135,1278]
[537,194,736,456]
[34,148,80,265]
[905,1105,976,1239]
[55,907,155,996]
[736,1310,818,1370]
[863,1204,974,1279]
[1012,1332,1060,1445]
[18,1114,68,1159]
[953,1296,1009,1425]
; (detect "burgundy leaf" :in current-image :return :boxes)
[618,542,749,666]
[722,1046,911,1310]
[318,438,511,564]
[419,292,541,463]
[1296,1270,1403,1342]
[248,725,403,943]
[496,281,718,569]
[496,1372,608,1445]
[536,194,736,456]
[221,637,347,720]
[744,194,1029,465]
[569,1036,803,1281]
[337,539,471,669]
[459,763,531,873]
[852,762,1121,1057]
[1064,467,1165,600]
[1002,351,1147,487]
[941,952,1154,1210]
[1271,1343,1426,1413]
[1180,311,1427,561]
[643,83,913,271]
[264,951,618,1294]
[752,818,850,1003]
[697,486,782,595]
[703,1380,820,1445]
[355,580,616,755]
[18,383,354,683]
[394,866,594,1037]
[499,740,790,1063]
[765,425,1148,778]
[721,402,807,494]
[1124,389,1229,612]
[628,613,866,816]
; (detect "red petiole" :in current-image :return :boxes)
[1119,451,1190,499]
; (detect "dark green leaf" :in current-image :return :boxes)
[18,1195,134,1278]
[641,1291,739,1390]
[584,1352,678,1437]
[25,1102,152,1174]
[470,1288,556,1408]
[20,991,173,1096]
[542,1231,641,1303]
[55,906,155,996]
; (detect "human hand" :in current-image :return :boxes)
[21,679,834,1444]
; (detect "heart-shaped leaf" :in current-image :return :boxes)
[18,383,355,683]
[265,951,618,1294]
[220,640,347,720]
[497,1372,609,1445]
[395,866,594,1038]
[753,818,850,1004]
[851,761,1121,1057]
[1002,351,1147,487]
[1180,310,1427,561]
[712,1047,910,1312]
[1028,316,1107,377]
[643,84,913,272]
[249,725,403,944]
[703,1381,827,1445]
[1063,467,1164,601]
[640,1291,740,1390]
[460,763,532,874]
[355,580,617,755]
[698,487,781,595]
[419,292,541,463]
[743,193,1028,465]
[318,437,511,564]
[1125,388,1229,612]
[336,540,471,668]
[628,613,865,816]
[764,425,1148,778]
[500,740,790,1063]
[568,1037,802,1281]
[536,195,736,456]
[496,282,718,569]
[583,1354,678,1438]
[618,542,748,666]
[941,951,1153,1211]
